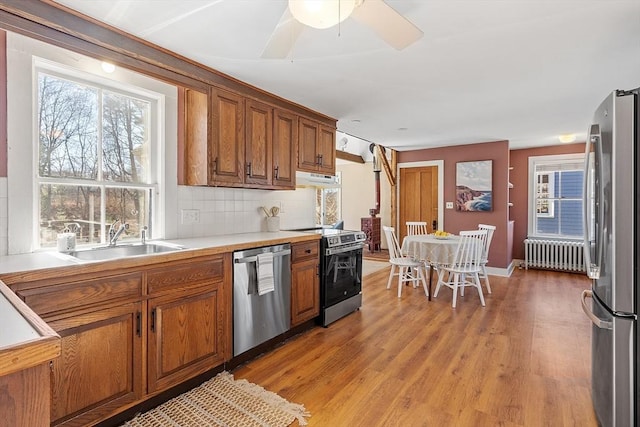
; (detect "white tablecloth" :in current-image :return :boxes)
[402,234,460,266]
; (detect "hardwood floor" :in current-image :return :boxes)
[233,267,598,426]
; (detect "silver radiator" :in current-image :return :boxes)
[524,239,585,272]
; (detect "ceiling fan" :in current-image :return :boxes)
[261,0,423,58]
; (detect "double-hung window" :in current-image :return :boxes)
[36,63,161,248]
[528,154,586,239]
[315,172,342,226]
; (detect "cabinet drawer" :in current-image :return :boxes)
[17,273,142,316]
[292,241,319,262]
[147,256,225,295]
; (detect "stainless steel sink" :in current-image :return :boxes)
[65,242,184,261]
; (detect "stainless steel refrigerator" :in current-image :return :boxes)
[581,87,639,427]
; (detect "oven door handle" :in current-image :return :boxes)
[234,249,291,264]
[325,244,364,256]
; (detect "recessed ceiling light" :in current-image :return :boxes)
[558,134,576,143]
[351,119,361,123]
[101,62,116,73]
[397,127,408,131]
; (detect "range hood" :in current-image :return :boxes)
[295,171,340,188]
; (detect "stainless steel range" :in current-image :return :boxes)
[303,229,366,326]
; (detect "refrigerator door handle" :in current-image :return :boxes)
[581,290,613,330]
[583,124,602,280]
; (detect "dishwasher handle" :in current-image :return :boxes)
[234,248,291,264]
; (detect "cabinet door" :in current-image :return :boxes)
[210,88,244,184]
[245,99,272,186]
[273,109,297,188]
[183,88,208,186]
[291,258,320,326]
[47,302,142,427]
[297,117,319,172]
[148,285,226,392]
[318,124,336,174]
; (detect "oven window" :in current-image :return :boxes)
[322,248,362,306]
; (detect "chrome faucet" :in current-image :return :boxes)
[108,219,129,246]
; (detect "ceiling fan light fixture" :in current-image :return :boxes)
[558,133,576,143]
[288,0,356,29]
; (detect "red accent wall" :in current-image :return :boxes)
[0,30,7,177]
[398,140,511,269]
[509,142,586,260]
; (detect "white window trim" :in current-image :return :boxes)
[7,32,177,255]
[527,153,584,239]
[34,61,163,248]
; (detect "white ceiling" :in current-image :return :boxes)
[53,0,640,151]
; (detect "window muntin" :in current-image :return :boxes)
[36,69,158,248]
[529,155,585,239]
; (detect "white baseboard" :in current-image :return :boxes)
[486,259,518,277]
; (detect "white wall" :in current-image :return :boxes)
[337,161,391,249]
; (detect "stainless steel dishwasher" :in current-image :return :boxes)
[233,243,291,357]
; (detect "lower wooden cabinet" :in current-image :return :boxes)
[6,253,232,427]
[291,241,320,326]
[47,302,143,427]
[148,285,227,393]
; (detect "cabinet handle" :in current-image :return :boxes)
[150,308,156,332]
[136,311,141,337]
[318,154,323,166]
[246,162,252,176]
[316,264,320,276]
[212,157,218,175]
[274,165,279,179]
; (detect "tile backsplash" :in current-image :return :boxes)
[0,178,6,255]
[175,185,317,239]
[0,180,316,255]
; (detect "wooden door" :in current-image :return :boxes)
[297,118,319,172]
[210,88,244,184]
[48,302,142,426]
[399,166,439,243]
[317,124,336,174]
[245,99,272,186]
[272,109,297,188]
[147,286,226,393]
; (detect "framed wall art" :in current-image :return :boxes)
[456,160,493,212]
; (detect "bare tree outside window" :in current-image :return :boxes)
[37,71,157,248]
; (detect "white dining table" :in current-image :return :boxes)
[401,234,461,300]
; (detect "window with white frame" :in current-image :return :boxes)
[315,172,341,226]
[528,154,586,239]
[36,65,161,248]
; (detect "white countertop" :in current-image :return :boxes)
[0,291,41,348]
[0,231,316,275]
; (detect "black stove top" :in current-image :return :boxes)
[295,228,366,248]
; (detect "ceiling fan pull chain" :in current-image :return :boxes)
[338,0,342,37]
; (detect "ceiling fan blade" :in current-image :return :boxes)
[261,8,305,59]
[351,0,423,50]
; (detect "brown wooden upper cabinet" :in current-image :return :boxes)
[210,87,245,185]
[183,87,303,189]
[297,117,336,175]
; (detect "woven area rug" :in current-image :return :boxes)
[122,371,309,427]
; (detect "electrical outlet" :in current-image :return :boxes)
[181,209,200,224]
[446,202,454,209]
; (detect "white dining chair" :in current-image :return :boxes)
[382,226,429,298]
[406,221,428,236]
[434,229,487,308]
[477,224,496,294]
